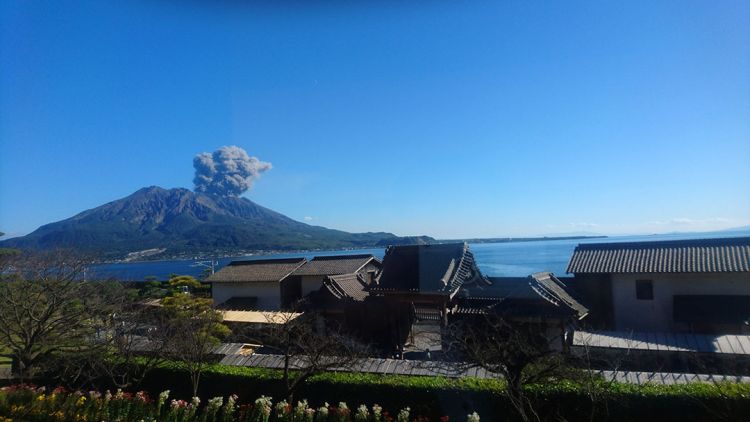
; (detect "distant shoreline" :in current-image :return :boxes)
[440,235,608,244]
[100,245,382,265]
[100,236,608,265]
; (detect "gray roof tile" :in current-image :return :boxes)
[322,273,369,301]
[292,254,379,276]
[206,258,306,283]
[375,243,484,294]
[567,237,750,273]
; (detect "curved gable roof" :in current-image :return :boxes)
[376,243,483,294]
[322,273,369,301]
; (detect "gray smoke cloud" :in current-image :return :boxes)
[193,146,272,197]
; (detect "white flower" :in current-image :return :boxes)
[295,399,309,418]
[354,404,370,421]
[225,395,238,416]
[207,396,223,413]
[467,411,480,422]
[158,390,170,406]
[372,404,383,420]
[255,396,273,416]
[275,399,289,418]
[397,407,411,422]
[316,402,329,421]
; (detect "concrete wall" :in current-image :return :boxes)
[611,272,750,332]
[212,282,281,311]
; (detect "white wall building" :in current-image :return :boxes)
[207,257,307,311]
[568,237,750,334]
[207,254,381,311]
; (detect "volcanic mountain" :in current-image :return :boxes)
[0,186,433,259]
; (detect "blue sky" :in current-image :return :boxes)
[1,0,749,239]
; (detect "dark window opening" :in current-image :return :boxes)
[636,280,653,300]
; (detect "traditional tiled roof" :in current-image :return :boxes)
[454,272,588,320]
[206,258,306,283]
[322,273,369,301]
[375,243,485,295]
[461,277,539,299]
[293,254,379,276]
[529,272,589,319]
[566,237,750,274]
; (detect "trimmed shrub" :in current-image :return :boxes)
[139,363,750,422]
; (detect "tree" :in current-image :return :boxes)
[139,280,167,298]
[0,250,115,381]
[168,275,202,291]
[161,295,230,397]
[237,309,369,404]
[0,247,19,257]
[49,287,177,390]
[443,314,566,422]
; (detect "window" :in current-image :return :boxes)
[636,280,653,300]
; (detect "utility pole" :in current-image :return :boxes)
[192,259,218,277]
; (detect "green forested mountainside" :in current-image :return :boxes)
[0,186,433,259]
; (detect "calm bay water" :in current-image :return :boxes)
[91,230,750,281]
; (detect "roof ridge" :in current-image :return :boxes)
[229,257,307,266]
[574,236,750,251]
[567,238,750,273]
[311,254,374,261]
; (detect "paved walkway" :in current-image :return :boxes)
[218,348,750,385]
[573,330,750,355]
[220,353,491,378]
[599,370,750,385]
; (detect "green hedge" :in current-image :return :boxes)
[138,362,750,422]
[141,363,495,420]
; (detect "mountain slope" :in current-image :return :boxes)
[0,186,433,258]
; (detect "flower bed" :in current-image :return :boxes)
[0,384,479,422]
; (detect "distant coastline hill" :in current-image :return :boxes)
[0,186,434,259]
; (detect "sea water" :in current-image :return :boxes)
[90,230,750,281]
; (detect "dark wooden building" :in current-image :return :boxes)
[360,243,486,354]
[452,272,589,351]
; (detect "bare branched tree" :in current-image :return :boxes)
[236,309,370,404]
[49,292,177,390]
[561,331,633,422]
[161,295,230,397]
[0,250,115,381]
[443,314,566,422]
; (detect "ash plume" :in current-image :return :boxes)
[193,146,272,197]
